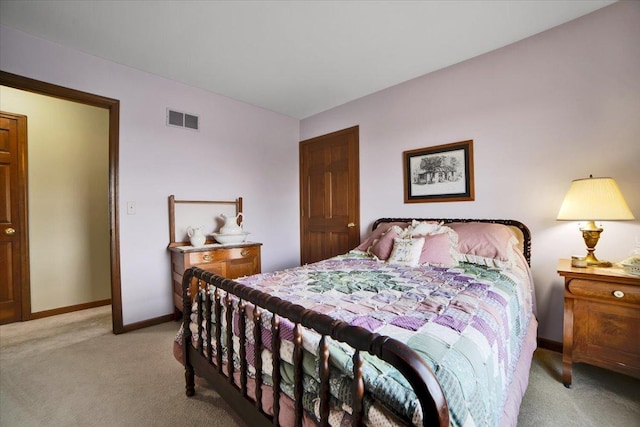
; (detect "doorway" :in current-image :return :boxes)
[299,126,360,264]
[0,71,123,333]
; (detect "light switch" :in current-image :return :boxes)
[127,201,136,215]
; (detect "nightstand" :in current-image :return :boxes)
[558,259,640,387]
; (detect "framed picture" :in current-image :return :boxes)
[403,140,474,203]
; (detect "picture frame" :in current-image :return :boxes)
[403,140,474,203]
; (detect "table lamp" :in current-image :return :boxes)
[557,175,635,267]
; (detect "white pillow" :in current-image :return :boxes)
[408,220,442,236]
[388,237,425,267]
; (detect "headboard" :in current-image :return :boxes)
[371,218,532,266]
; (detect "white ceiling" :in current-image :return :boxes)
[0,0,614,119]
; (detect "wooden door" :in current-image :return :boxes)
[0,112,28,325]
[300,126,360,264]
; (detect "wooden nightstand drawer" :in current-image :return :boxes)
[568,279,640,305]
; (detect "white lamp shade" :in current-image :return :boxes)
[557,176,635,221]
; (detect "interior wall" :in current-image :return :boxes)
[0,23,301,326]
[300,2,640,342]
[0,87,111,312]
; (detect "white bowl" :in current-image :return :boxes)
[211,232,249,244]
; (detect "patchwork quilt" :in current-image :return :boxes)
[180,252,535,427]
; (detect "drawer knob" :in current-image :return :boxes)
[202,254,213,262]
[241,249,250,257]
[612,290,625,298]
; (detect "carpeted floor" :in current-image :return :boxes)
[518,344,639,426]
[0,306,245,427]
[0,306,638,426]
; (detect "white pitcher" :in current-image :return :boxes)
[220,213,243,234]
[187,226,206,247]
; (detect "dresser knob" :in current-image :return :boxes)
[241,249,250,257]
[612,290,625,298]
[202,254,213,262]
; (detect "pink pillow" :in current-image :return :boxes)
[448,222,518,267]
[369,228,399,260]
[419,233,458,267]
[356,222,408,251]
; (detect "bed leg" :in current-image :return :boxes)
[183,273,197,397]
[185,364,195,397]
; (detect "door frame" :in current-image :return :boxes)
[0,70,124,334]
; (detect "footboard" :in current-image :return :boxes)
[182,266,449,427]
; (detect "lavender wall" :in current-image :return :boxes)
[0,25,301,326]
[301,2,640,341]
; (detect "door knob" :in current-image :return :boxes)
[5,228,16,235]
[347,223,355,228]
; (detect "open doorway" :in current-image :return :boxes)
[0,71,123,333]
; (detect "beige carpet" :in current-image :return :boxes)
[1,307,638,426]
[518,345,640,426]
[0,306,245,427]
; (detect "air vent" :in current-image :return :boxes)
[166,108,199,131]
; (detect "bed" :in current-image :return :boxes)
[173,218,537,427]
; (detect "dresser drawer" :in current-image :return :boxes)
[187,246,260,265]
[568,279,640,305]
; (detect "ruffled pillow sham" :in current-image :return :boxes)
[407,219,442,236]
[448,222,520,269]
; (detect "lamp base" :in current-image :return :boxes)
[584,252,612,268]
[581,221,612,268]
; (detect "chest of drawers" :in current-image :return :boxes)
[169,242,262,314]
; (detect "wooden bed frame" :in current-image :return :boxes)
[181,218,532,427]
